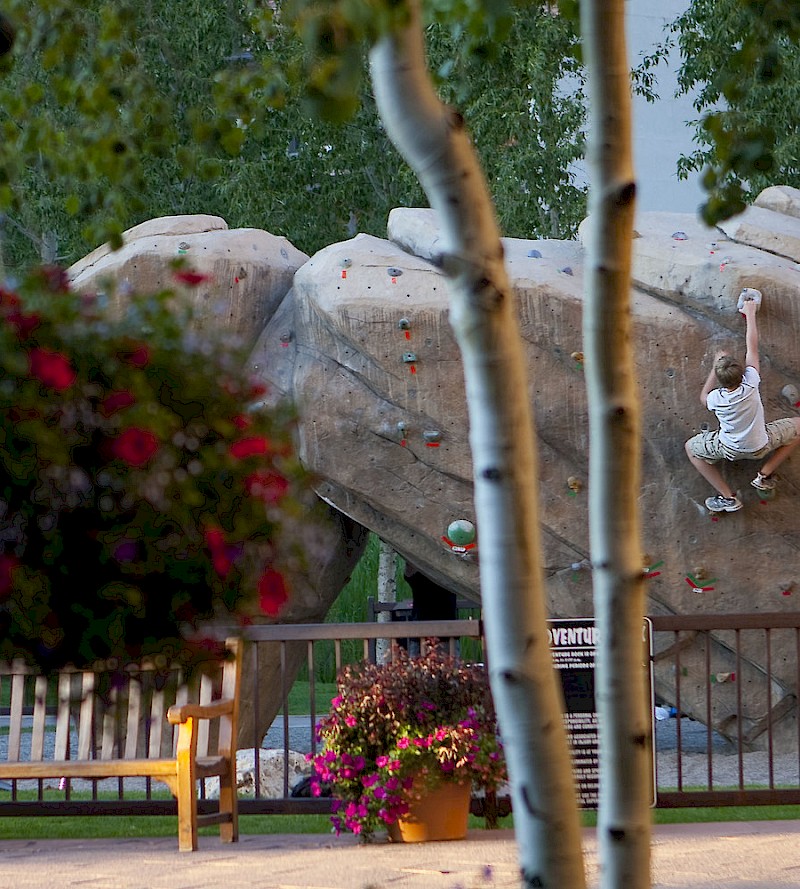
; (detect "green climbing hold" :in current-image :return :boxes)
[447,520,476,546]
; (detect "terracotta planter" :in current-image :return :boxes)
[388,780,471,843]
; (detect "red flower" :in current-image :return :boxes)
[173,270,211,287]
[28,347,76,390]
[0,553,19,599]
[118,344,150,368]
[232,414,252,430]
[204,527,242,579]
[111,427,159,467]
[245,469,289,503]
[258,568,288,616]
[4,308,40,338]
[35,265,71,293]
[100,390,136,417]
[229,437,270,459]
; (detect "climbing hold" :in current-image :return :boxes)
[527,249,542,258]
[737,288,762,314]
[719,256,733,271]
[570,351,584,365]
[423,430,441,445]
[398,318,411,331]
[279,331,292,346]
[396,421,408,433]
[712,672,735,684]
[402,352,417,363]
[446,520,476,547]
[692,566,708,584]
[672,231,688,241]
[781,384,800,407]
[560,266,574,276]
[177,241,190,254]
[644,560,663,579]
[567,476,582,493]
[341,258,352,269]
[387,267,403,278]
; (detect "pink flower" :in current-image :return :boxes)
[375,755,390,768]
[4,309,40,338]
[229,437,271,459]
[173,269,211,287]
[0,553,19,598]
[100,390,136,417]
[397,737,410,750]
[245,469,289,503]
[118,344,150,367]
[28,347,76,390]
[344,715,357,728]
[258,568,288,616]
[111,427,159,467]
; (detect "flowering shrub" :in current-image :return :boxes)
[0,266,306,670]
[310,643,507,840]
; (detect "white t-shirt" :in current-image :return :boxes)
[706,366,768,452]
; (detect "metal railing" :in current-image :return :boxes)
[1,613,799,818]
[649,612,800,808]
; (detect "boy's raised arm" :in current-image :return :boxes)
[742,299,760,373]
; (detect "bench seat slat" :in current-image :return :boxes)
[0,755,228,781]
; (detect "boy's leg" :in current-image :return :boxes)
[684,437,738,499]
[757,418,800,477]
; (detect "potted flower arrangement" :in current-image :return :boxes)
[0,265,306,671]
[309,642,507,842]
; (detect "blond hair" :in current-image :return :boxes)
[715,355,744,389]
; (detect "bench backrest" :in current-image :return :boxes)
[0,639,241,763]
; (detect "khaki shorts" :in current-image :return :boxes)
[687,418,799,463]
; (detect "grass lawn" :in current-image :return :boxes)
[1,805,799,841]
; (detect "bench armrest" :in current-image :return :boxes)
[167,698,235,725]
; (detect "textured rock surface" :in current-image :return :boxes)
[67,202,800,750]
[257,197,800,750]
[67,216,368,747]
[69,214,308,349]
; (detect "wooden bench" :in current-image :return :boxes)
[0,637,242,852]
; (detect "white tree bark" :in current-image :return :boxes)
[376,538,397,664]
[580,2,652,887]
[370,5,586,887]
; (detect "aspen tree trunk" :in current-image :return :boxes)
[376,539,397,664]
[370,6,586,887]
[579,2,652,887]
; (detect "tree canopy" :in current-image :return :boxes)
[0,1,584,275]
[635,0,800,224]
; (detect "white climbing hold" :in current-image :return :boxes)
[737,288,762,313]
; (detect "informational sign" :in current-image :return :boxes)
[548,618,654,809]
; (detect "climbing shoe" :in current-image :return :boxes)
[705,494,743,513]
[751,472,776,492]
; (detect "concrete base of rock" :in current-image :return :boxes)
[204,748,311,799]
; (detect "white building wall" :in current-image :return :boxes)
[626,0,705,215]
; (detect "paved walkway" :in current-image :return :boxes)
[1,821,799,888]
